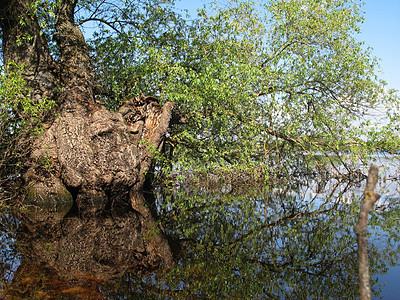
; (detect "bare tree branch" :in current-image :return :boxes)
[354,164,380,300]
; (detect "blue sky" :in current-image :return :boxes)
[358,0,400,92]
[175,0,400,92]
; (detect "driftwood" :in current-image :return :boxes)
[354,164,380,300]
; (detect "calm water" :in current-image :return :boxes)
[0,158,399,299]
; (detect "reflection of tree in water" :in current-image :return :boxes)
[0,210,20,294]
[143,174,399,299]
[1,174,399,298]
[3,192,173,299]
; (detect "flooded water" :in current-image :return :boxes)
[0,158,399,299]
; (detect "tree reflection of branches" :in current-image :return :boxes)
[156,172,399,299]
[0,209,20,295]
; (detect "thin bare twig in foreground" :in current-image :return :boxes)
[354,164,380,300]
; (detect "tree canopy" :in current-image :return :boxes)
[85,0,400,178]
[0,0,399,191]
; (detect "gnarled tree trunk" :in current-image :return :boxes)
[24,94,176,214]
[0,0,176,268]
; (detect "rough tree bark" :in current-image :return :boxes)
[0,0,176,269]
[0,0,56,101]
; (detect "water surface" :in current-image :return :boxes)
[1,159,399,299]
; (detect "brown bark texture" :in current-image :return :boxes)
[354,164,380,300]
[0,0,176,269]
[0,0,56,101]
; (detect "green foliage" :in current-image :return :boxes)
[0,63,55,184]
[0,64,52,130]
[84,0,400,178]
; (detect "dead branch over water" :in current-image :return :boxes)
[355,164,380,300]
